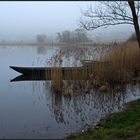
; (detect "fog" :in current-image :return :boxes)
[0,1,134,42]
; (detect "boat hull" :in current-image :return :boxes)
[10,66,47,76]
[10,66,90,81]
[10,65,89,77]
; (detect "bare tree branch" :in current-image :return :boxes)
[80,1,137,30]
[80,1,140,48]
[135,1,140,16]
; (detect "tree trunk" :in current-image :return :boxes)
[128,0,140,48]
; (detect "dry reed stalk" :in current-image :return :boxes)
[102,41,140,84]
[46,41,140,94]
[51,68,63,92]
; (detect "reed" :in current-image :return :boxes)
[90,41,140,88]
[46,41,140,94]
[50,68,63,93]
[108,42,139,74]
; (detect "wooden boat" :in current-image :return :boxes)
[10,60,112,75]
[10,66,49,76]
[9,65,89,77]
[10,61,113,82]
[10,65,91,82]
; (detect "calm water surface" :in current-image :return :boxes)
[0,45,140,139]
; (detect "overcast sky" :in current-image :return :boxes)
[0,1,134,42]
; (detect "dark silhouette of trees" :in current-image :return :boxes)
[57,29,91,43]
[36,34,47,45]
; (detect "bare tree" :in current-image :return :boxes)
[80,1,140,48]
[56,29,91,43]
[36,34,47,45]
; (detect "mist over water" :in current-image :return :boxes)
[0,2,134,43]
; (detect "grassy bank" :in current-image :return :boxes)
[68,99,140,139]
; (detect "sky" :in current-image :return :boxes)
[0,1,135,42]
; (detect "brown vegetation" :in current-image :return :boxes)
[127,33,137,42]
[89,41,140,89]
[47,40,140,95]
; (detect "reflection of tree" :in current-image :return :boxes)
[51,91,65,124]
[36,34,47,45]
[48,86,132,126]
[36,45,46,55]
[32,81,139,127]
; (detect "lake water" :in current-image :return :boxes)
[0,45,140,139]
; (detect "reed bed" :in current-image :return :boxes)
[104,41,140,82]
[46,41,140,95]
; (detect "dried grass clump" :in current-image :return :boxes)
[90,41,140,87]
[51,68,63,93]
[47,41,140,94]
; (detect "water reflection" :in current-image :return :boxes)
[10,73,140,138]
[36,45,47,55]
[1,45,140,138]
[37,80,140,139]
[10,74,51,82]
[48,84,134,126]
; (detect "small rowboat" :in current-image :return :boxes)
[9,65,88,76]
[10,60,111,76]
[10,66,49,76]
[10,66,90,82]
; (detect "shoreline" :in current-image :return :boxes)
[67,98,140,139]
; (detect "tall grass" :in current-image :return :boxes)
[51,68,63,93]
[46,41,140,94]
[104,41,140,82]
[89,41,140,89]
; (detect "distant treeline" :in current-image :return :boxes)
[0,28,92,46]
[0,30,136,46]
